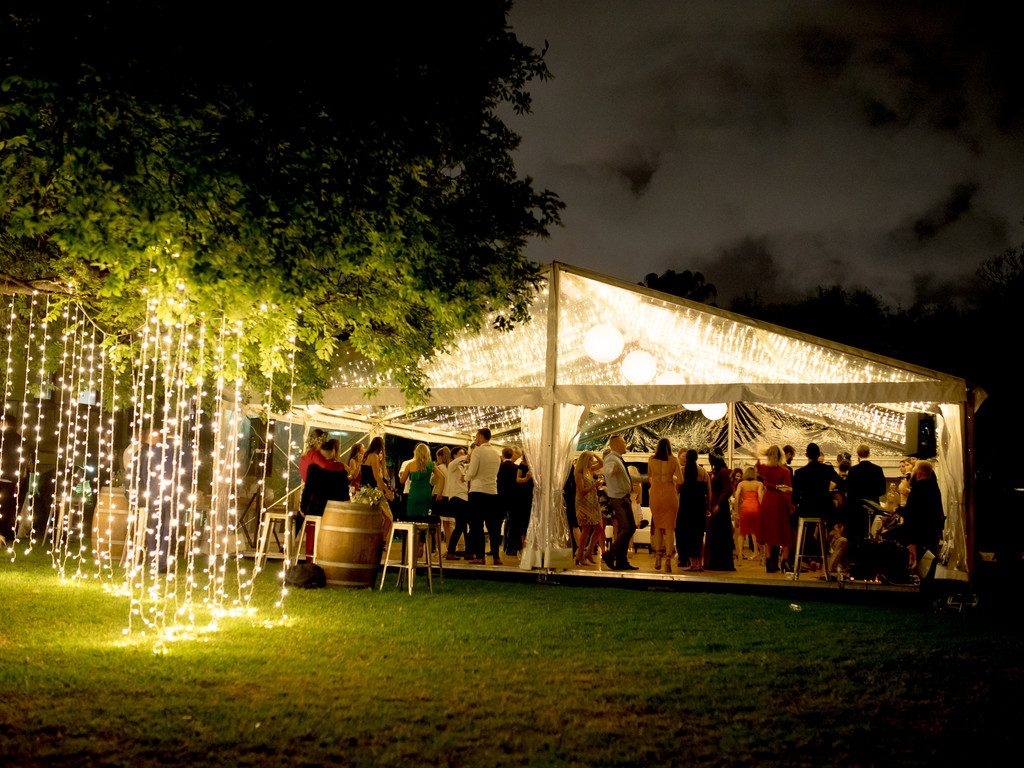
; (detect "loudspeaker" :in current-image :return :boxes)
[905,412,937,458]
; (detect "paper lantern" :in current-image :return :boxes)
[701,403,727,420]
[583,324,624,363]
[621,350,657,384]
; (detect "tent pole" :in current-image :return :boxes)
[542,404,558,568]
[964,391,977,576]
[727,402,735,468]
[540,264,562,569]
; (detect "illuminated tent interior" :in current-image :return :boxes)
[265,262,979,577]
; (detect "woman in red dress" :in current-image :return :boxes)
[755,445,794,574]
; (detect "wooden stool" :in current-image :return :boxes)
[380,520,444,594]
[793,517,830,581]
[254,510,296,572]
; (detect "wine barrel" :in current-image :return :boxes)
[314,501,383,588]
[91,486,131,566]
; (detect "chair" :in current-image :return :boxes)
[380,520,444,594]
[792,517,831,581]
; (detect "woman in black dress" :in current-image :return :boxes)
[704,454,736,571]
[677,449,711,571]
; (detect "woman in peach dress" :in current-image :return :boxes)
[647,438,681,573]
[573,452,604,566]
[732,466,765,562]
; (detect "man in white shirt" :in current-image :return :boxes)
[444,447,470,559]
[464,427,501,565]
[602,434,638,571]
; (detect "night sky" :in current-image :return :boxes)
[505,1,1024,308]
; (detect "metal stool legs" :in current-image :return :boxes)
[793,517,831,581]
[379,521,443,594]
[255,511,293,572]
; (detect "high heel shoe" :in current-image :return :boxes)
[654,553,662,571]
[664,561,672,574]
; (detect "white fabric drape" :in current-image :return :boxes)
[519,403,586,570]
[937,404,967,573]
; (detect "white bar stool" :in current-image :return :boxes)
[295,515,323,563]
[380,520,444,594]
[793,517,831,581]
[254,510,295,572]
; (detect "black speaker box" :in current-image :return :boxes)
[905,412,937,458]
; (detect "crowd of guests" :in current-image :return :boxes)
[297,428,534,565]
[298,428,944,578]
[727,442,945,576]
[562,435,944,579]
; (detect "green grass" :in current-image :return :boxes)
[1,549,1020,767]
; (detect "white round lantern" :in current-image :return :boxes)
[583,324,624,363]
[701,403,727,420]
[621,350,657,384]
[682,403,703,411]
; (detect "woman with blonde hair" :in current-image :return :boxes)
[433,446,452,542]
[298,428,328,483]
[399,442,445,520]
[573,451,603,566]
[732,466,765,562]
[754,445,794,573]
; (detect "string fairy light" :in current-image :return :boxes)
[0,295,16,558]
[26,295,50,553]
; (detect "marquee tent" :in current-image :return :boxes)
[266,263,980,577]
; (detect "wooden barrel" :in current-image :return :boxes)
[91,486,131,566]
[315,501,383,588]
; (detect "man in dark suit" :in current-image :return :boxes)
[792,443,842,525]
[845,443,887,540]
[791,443,842,571]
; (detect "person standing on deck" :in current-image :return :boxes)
[602,434,638,571]
[464,428,501,565]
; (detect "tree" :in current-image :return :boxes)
[641,269,718,305]
[0,1,562,403]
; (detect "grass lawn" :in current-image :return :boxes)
[1,549,1020,767]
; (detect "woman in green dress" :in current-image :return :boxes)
[399,443,445,520]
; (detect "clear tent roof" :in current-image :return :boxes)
[290,263,967,447]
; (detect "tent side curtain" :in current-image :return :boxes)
[938,404,967,573]
[519,403,585,570]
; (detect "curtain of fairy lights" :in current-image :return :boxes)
[274,333,298,616]
[50,302,84,574]
[0,288,296,648]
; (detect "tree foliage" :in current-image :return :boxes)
[641,269,718,305]
[0,1,562,404]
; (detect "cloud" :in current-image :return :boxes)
[910,183,978,245]
[507,1,1024,309]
